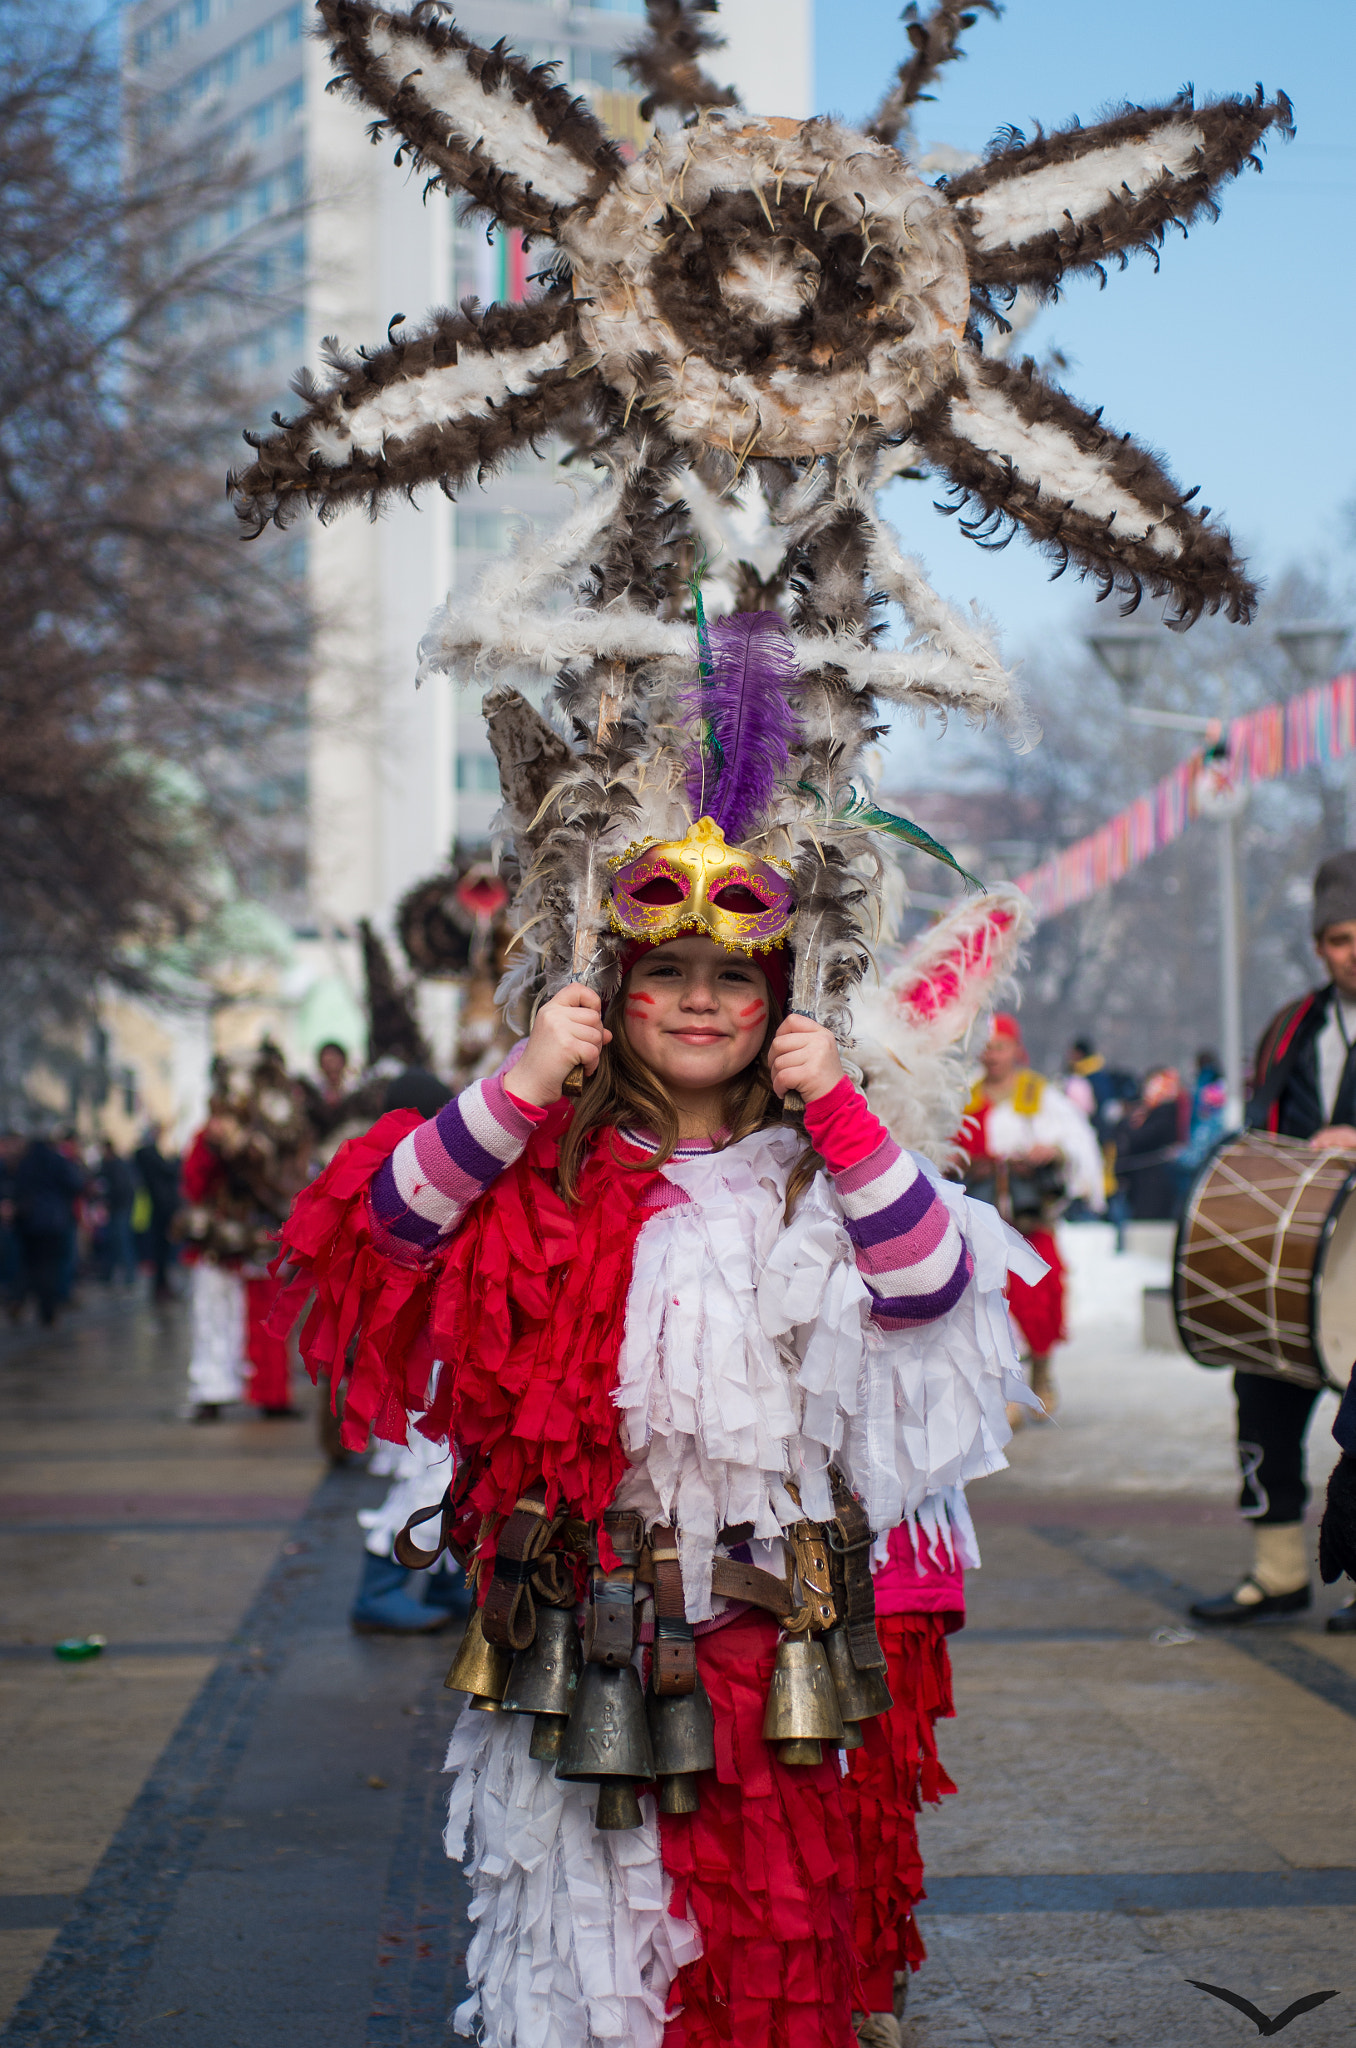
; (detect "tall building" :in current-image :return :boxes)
[124,0,811,1067]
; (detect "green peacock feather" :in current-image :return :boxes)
[801,783,982,890]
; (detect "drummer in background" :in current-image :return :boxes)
[958,1014,1105,1422]
[1191,850,1356,1634]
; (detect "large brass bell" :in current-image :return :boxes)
[501,1606,583,1762]
[647,1676,715,1815]
[822,1625,893,1749]
[762,1633,845,1766]
[556,1661,655,1830]
[444,1607,512,1712]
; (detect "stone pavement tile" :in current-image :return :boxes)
[906,1907,1352,2048]
[117,1627,465,2048]
[0,1528,288,1647]
[1077,1643,1356,1869]
[961,1524,1177,1636]
[0,1657,215,1893]
[921,1642,1274,1877]
[0,1942,54,2036]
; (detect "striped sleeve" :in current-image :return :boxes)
[802,1077,971,1328]
[368,1072,546,1261]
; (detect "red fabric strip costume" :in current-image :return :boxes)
[842,1613,958,2003]
[658,1613,861,2048]
[274,1109,958,2043]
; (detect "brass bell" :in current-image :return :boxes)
[529,1715,566,1763]
[503,1607,583,1715]
[503,1607,582,1764]
[762,1634,844,1766]
[822,1625,893,1732]
[648,1675,715,1815]
[556,1662,655,1829]
[594,1780,644,1830]
[444,1607,512,1711]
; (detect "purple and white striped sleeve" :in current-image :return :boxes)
[368,1072,546,1262]
[802,1078,971,1328]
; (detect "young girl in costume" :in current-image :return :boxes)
[276,814,1033,2048]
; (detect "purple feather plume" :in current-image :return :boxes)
[683,611,799,844]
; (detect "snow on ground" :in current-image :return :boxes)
[995,1220,1342,1499]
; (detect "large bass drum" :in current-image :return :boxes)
[1174,1131,1356,1391]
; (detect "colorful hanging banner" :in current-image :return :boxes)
[1015,671,1356,923]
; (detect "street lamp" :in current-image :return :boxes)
[1085,632,1246,1127]
[1276,622,1352,844]
[1275,621,1350,685]
[1087,627,1162,697]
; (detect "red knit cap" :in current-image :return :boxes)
[989,1011,1024,1045]
[616,937,790,1012]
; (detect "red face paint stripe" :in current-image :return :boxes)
[738,1001,767,1020]
[628,992,656,1006]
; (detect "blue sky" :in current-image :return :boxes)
[815,0,1356,668]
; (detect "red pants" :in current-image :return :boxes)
[245,1276,290,1408]
[660,1613,860,2048]
[841,1613,957,2010]
[1006,1226,1065,1356]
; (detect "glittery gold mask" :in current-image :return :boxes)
[608,818,796,954]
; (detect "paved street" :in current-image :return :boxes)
[1,1228,1352,2046]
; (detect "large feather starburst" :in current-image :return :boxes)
[230,0,1289,1022]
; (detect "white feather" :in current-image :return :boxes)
[367,23,594,209]
[307,334,571,463]
[949,356,1183,555]
[957,122,1205,252]
[851,886,1032,1168]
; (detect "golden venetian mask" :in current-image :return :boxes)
[608,818,796,954]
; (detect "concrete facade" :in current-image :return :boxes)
[124,0,814,948]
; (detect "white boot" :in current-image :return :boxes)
[1248,1522,1309,1597]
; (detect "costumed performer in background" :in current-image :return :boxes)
[178,1043,311,1421]
[959,1013,1103,1421]
[1192,851,1356,1632]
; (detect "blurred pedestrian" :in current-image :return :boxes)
[0,1131,22,1312]
[12,1130,85,1326]
[91,1140,137,1286]
[316,1040,350,1106]
[1175,1049,1228,1206]
[1191,852,1356,1632]
[1063,1036,1138,1232]
[960,1014,1104,1420]
[134,1124,181,1303]
[1113,1067,1190,1221]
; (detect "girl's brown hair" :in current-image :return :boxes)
[555,973,822,1215]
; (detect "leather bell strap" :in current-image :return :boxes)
[583,1508,644,1667]
[647,1526,695,1696]
[828,1471,888,1675]
[392,1465,476,1573]
[783,1520,837,1635]
[481,1490,555,1652]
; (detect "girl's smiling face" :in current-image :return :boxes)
[622,936,771,1099]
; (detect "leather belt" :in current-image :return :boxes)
[636,1549,795,1619]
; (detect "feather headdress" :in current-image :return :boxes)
[226,0,1287,1040]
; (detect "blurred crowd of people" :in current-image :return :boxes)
[0,1123,183,1327]
[1061,1039,1229,1231]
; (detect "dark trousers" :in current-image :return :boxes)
[14,1228,67,1325]
[1234,1370,1322,1525]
